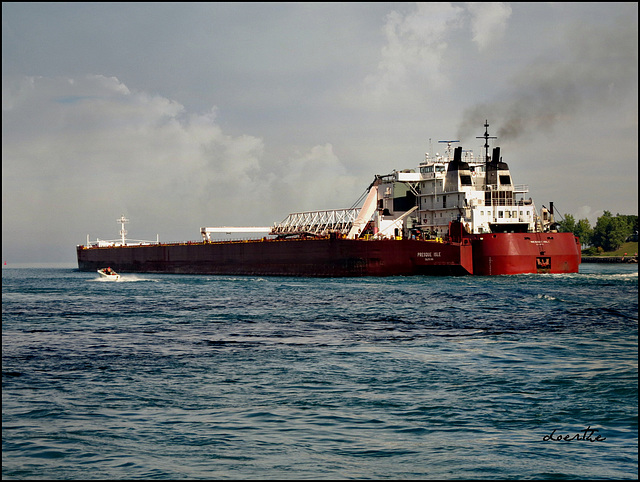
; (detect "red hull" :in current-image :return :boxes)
[470,232,581,275]
[76,232,580,277]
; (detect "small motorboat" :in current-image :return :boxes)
[97,267,121,281]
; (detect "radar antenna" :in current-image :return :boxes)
[438,139,460,160]
[476,120,496,164]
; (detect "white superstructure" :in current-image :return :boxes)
[372,121,555,240]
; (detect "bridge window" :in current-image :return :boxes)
[460,175,472,185]
[500,175,511,185]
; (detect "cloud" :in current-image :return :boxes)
[466,2,512,51]
[362,2,513,102]
[2,75,362,259]
[272,144,361,213]
[574,205,603,227]
[364,2,464,99]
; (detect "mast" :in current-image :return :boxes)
[476,119,496,164]
[118,215,129,246]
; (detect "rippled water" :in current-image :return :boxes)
[2,263,638,479]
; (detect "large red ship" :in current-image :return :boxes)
[77,122,581,276]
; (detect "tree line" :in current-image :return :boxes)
[557,211,638,254]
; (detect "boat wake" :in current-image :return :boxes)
[119,274,159,282]
[89,275,158,283]
[553,272,638,282]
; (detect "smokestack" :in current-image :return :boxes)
[492,147,501,163]
[454,146,462,163]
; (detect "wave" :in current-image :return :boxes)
[535,293,564,302]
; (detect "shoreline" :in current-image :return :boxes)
[581,256,638,263]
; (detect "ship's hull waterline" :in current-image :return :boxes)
[77,231,580,277]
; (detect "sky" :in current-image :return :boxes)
[2,2,638,263]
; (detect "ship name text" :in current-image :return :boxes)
[417,252,441,259]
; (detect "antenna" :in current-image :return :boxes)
[117,214,129,246]
[438,140,460,160]
[476,120,496,164]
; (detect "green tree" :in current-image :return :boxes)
[591,211,631,251]
[558,214,576,234]
[558,214,592,247]
[617,214,638,240]
[574,218,593,247]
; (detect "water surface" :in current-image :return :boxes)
[3,263,637,479]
